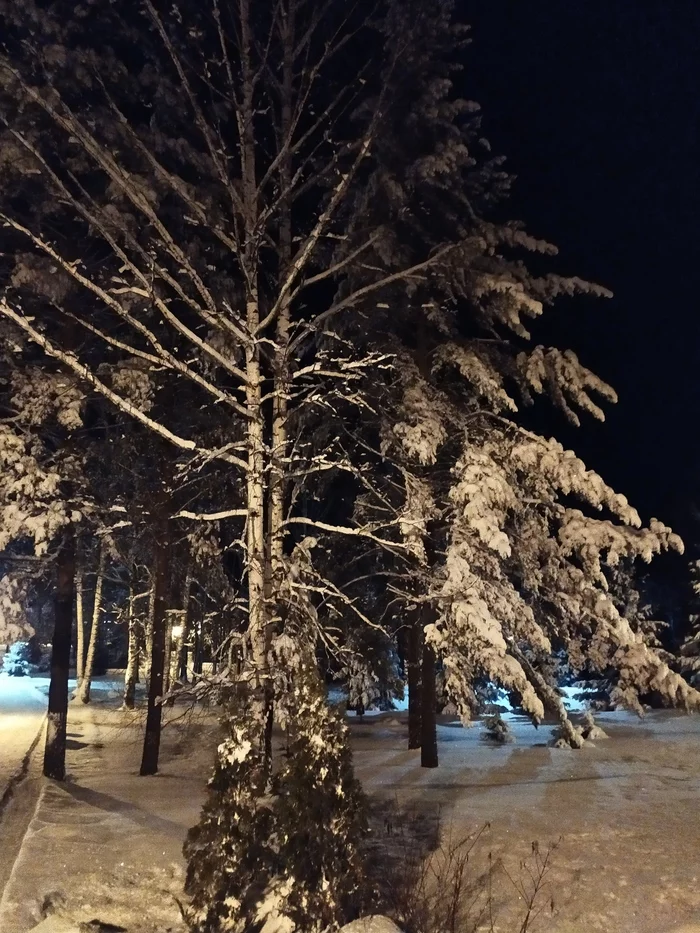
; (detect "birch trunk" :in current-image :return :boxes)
[269,1,294,590]
[245,330,269,723]
[78,541,106,704]
[176,574,193,683]
[140,523,170,775]
[123,585,139,709]
[260,9,296,769]
[44,530,75,781]
[144,581,155,686]
[238,0,270,753]
[163,611,174,696]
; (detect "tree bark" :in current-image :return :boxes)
[123,584,139,709]
[43,530,75,781]
[175,574,192,682]
[143,581,156,685]
[192,608,203,675]
[421,639,438,768]
[75,543,85,687]
[78,540,106,704]
[163,611,174,697]
[140,525,170,775]
[407,617,422,749]
[165,572,191,699]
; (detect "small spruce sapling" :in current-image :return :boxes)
[482,713,514,744]
[2,641,32,676]
[271,662,371,933]
[184,698,276,933]
[579,711,608,741]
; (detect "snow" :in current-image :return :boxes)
[340,917,403,933]
[1,678,700,932]
[0,675,46,795]
[0,678,219,933]
[351,709,700,933]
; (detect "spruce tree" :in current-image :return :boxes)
[272,662,370,933]
[185,666,370,933]
[184,702,276,933]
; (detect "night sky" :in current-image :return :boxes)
[462,2,700,557]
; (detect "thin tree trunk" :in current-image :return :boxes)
[421,639,438,768]
[78,540,106,704]
[140,525,170,775]
[407,617,422,749]
[167,572,191,696]
[193,609,203,675]
[123,585,139,709]
[75,543,84,687]
[240,0,267,703]
[144,581,156,685]
[175,574,193,682]
[268,0,294,596]
[163,611,174,696]
[44,530,75,781]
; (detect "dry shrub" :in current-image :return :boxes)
[366,799,559,933]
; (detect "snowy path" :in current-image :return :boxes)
[0,695,217,933]
[0,675,46,799]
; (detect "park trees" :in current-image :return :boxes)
[0,0,695,873]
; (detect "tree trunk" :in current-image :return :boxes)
[163,611,174,697]
[75,544,84,687]
[78,540,106,704]
[165,572,191,700]
[140,526,170,775]
[143,581,156,686]
[175,575,192,683]
[44,530,75,781]
[123,585,139,709]
[239,0,270,770]
[193,611,203,675]
[407,618,422,749]
[421,640,438,768]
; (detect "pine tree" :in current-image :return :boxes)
[327,0,700,746]
[342,628,404,716]
[185,665,370,933]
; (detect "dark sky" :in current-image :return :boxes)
[461,2,700,553]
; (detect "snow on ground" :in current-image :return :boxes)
[351,709,700,933]
[0,677,220,933]
[0,674,47,797]
[1,676,699,933]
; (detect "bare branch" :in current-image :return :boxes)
[175,508,247,521]
[0,299,249,473]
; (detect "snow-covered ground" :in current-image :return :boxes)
[1,679,699,933]
[0,678,219,933]
[351,709,700,933]
[0,675,47,797]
